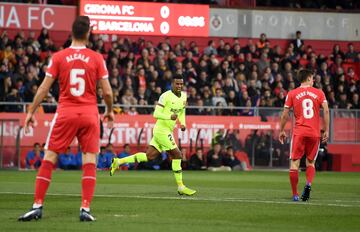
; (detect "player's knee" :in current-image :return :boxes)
[290,159,300,169]
[306,159,315,167]
[82,152,97,164]
[43,150,58,164]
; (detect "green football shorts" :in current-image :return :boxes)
[150,131,177,152]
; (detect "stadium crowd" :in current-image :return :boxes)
[0,29,359,115]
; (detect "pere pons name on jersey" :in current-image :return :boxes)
[295,91,318,100]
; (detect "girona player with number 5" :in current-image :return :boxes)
[279,69,329,202]
[18,16,114,221]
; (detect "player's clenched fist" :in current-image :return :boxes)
[181,125,186,131]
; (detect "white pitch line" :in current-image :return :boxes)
[0,192,359,208]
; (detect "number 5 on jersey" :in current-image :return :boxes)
[70,69,85,96]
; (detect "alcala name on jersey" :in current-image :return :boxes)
[66,53,90,63]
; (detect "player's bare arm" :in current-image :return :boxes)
[279,107,290,144]
[99,78,114,128]
[322,101,330,143]
[24,75,55,133]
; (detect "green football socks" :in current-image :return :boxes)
[172,159,184,187]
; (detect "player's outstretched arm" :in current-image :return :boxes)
[279,107,290,144]
[322,101,330,143]
[24,75,55,133]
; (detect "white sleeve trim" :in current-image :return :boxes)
[45,72,53,77]
[102,74,109,79]
[284,105,290,108]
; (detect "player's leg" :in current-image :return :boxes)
[301,137,320,201]
[77,114,101,221]
[289,159,301,201]
[110,136,161,176]
[80,152,97,221]
[167,147,196,196]
[289,135,305,201]
[18,151,57,221]
[19,113,76,221]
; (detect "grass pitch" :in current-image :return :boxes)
[0,170,359,232]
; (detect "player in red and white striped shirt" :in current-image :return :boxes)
[279,69,329,201]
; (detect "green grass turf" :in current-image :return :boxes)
[0,170,359,232]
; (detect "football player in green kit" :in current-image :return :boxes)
[110,74,196,196]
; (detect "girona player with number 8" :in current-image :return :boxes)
[18,16,114,222]
[279,69,329,202]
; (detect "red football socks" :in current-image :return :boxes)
[289,169,299,196]
[306,166,315,186]
[34,160,54,205]
[81,163,96,209]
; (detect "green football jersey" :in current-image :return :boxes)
[153,90,187,133]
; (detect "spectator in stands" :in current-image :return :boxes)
[226,129,243,152]
[255,132,271,165]
[257,52,270,73]
[207,143,231,171]
[291,31,304,54]
[212,88,227,107]
[97,146,110,169]
[257,33,269,51]
[117,144,133,170]
[240,99,254,116]
[189,148,206,170]
[26,143,43,169]
[204,40,217,56]
[350,93,360,109]
[0,75,12,101]
[345,43,358,61]
[58,147,78,170]
[331,44,345,61]
[223,146,242,170]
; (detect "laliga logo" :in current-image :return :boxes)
[178,16,205,27]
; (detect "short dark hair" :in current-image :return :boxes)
[172,74,183,81]
[296,30,301,34]
[298,69,313,83]
[72,16,90,40]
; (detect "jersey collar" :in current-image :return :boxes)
[69,45,86,49]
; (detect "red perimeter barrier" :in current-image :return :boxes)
[0,113,286,148]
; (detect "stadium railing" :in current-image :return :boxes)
[0,102,359,170]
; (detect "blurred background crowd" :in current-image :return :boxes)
[0,28,359,115]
